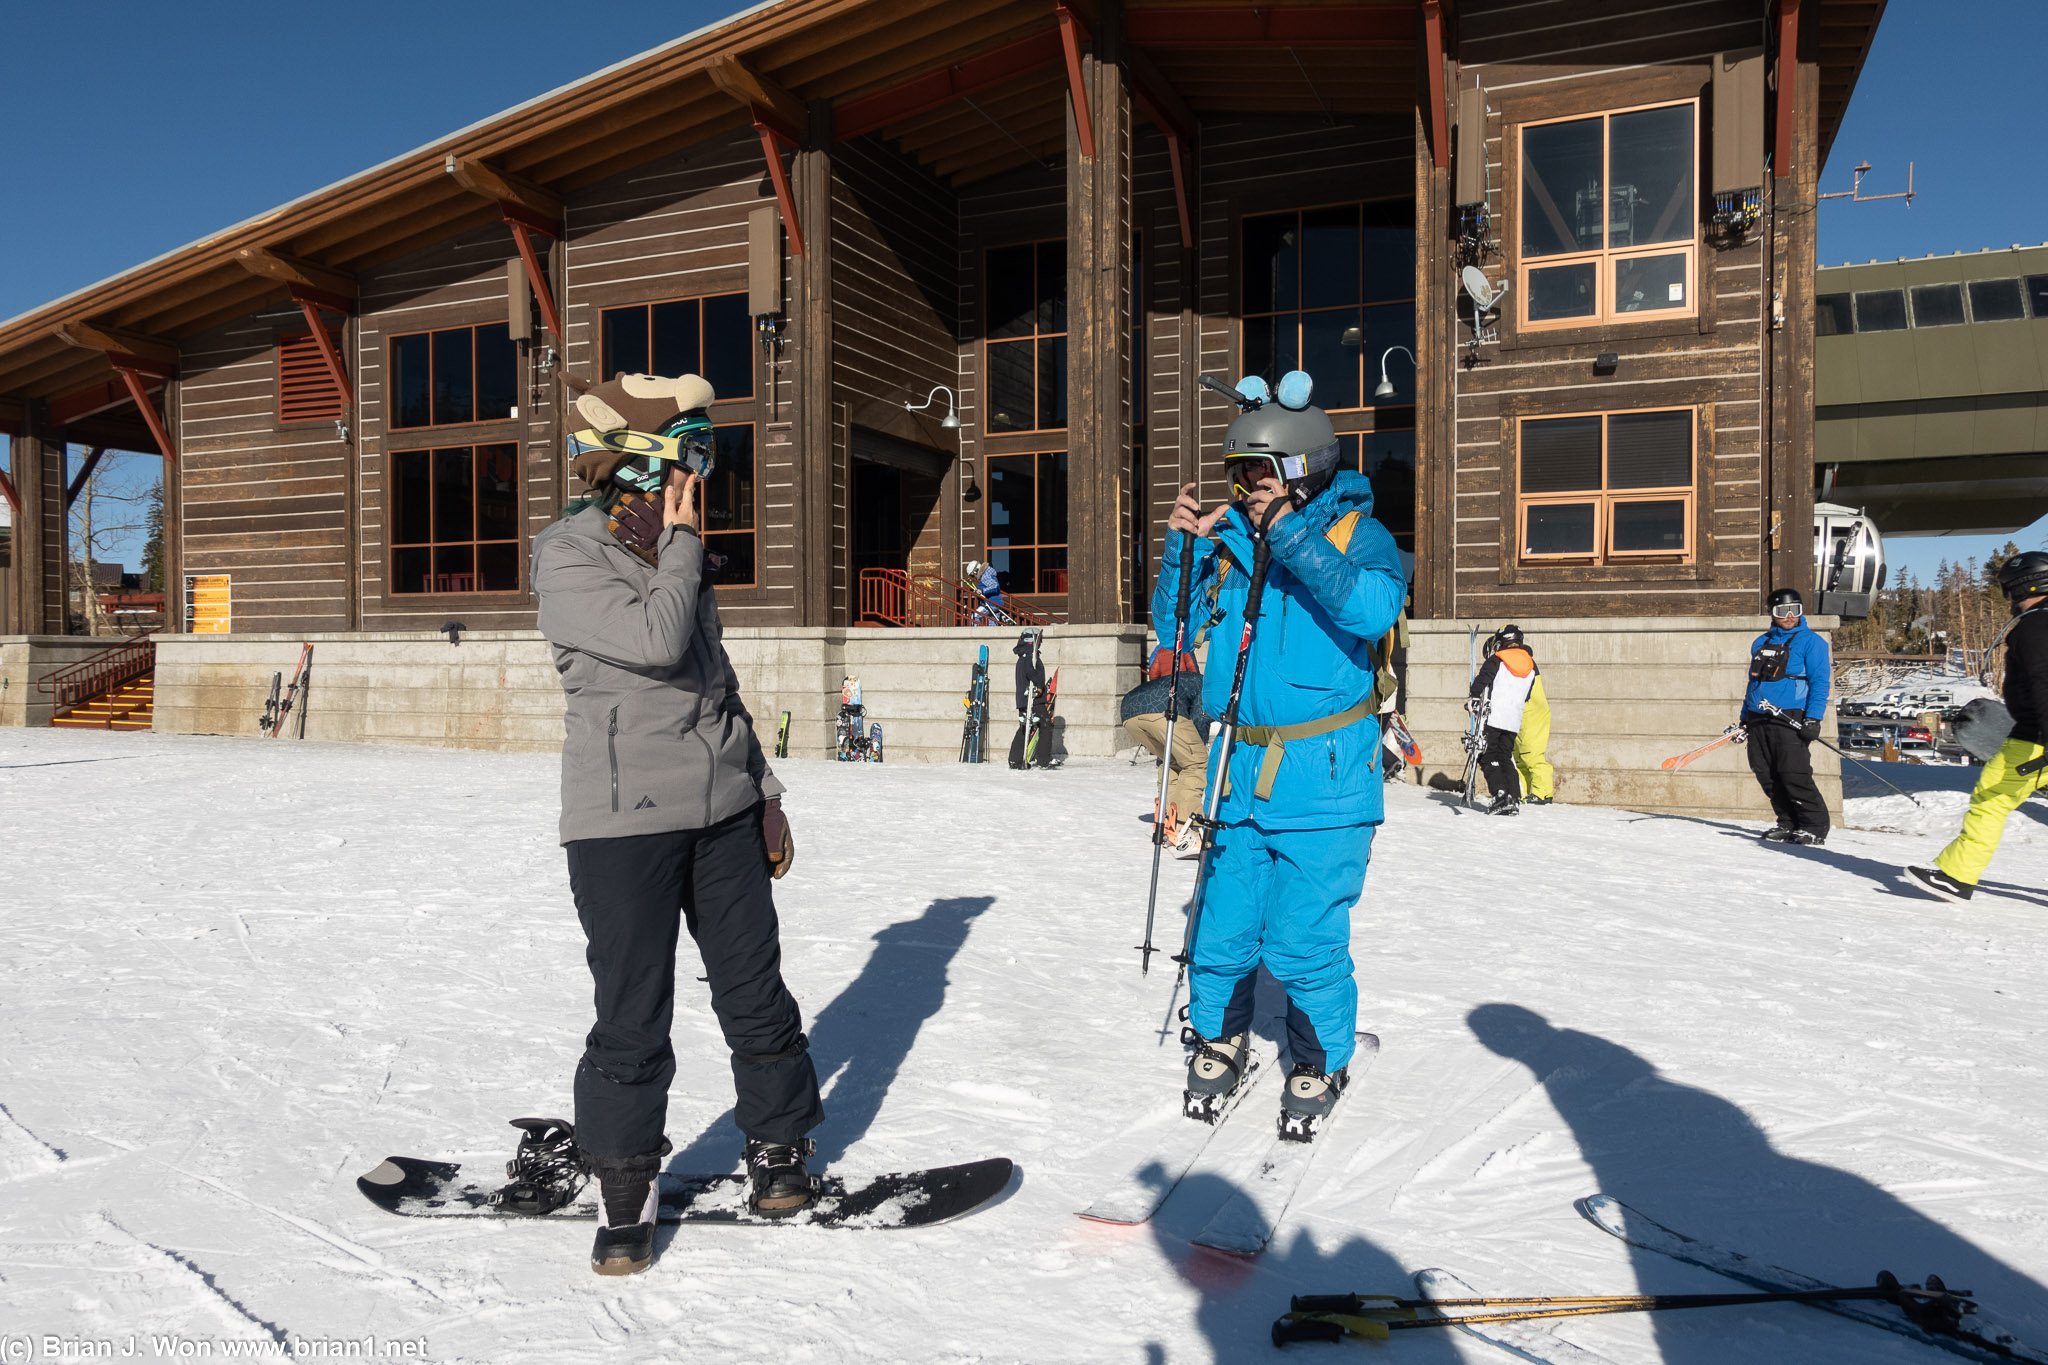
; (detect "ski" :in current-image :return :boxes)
[1414,1268,1622,1364]
[1578,1195,2048,1364]
[269,643,313,739]
[1459,701,1488,808]
[358,1153,1012,1231]
[1661,724,1744,771]
[1384,710,1422,767]
[1191,1032,1380,1256]
[960,646,989,763]
[1077,1042,1279,1226]
[775,710,790,759]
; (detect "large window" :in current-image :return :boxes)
[1517,408,1693,563]
[1337,426,1415,555]
[599,292,752,400]
[390,443,522,594]
[1241,202,1414,409]
[985,451,1068,596]
[390,324,517,429]
[1518,101,1696,328]
[985,242,1067,433]
[702,424,757,587]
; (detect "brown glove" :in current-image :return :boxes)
[762,798,794,879]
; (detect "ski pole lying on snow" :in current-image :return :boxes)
[1662,722,1745,771]
[1273,1274,1976,1347]
[1138,531,1196,975]
[1755,700,1929,807]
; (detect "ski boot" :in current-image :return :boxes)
[1183,1031,1252,1123]
[1523,795,1553,807]
[495,1117,586,1215]
[1487,793,1520,817]
[744,1138,818,1218]
[1759,825,1794,842]
[1904,865,1973,903]
[1789,830,1826,847]
[1171,820,1203,861]
[586,1144,669,1276]
[1278,1063,1349,1143]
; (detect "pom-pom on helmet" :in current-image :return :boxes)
[1220,369,1341,510]
[568,372,717,497]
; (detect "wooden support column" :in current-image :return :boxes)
[13,408,67,634]
[793,99,836,626]
[1066,0,1131,624]
[1767,46,1819,598]
[1414,102,1454,621]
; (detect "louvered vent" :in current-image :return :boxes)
[278,334,345,423]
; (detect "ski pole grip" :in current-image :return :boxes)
[1272,1318,1345,1347]
[1290,1294,1365,1314]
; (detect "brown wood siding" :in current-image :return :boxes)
[1133,124,1186,619]
[562,130,796,623]
[1442,0,1781,620]
[356,217,550,631]
[177,308,353,633]
[831,136,962,610]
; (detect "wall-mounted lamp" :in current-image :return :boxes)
[1374,346,1417,399]
[905,385,962,429]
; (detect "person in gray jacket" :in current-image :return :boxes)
[533,372,822,1276]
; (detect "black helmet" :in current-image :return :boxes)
[1492,624,1525,650]
[1766,588,1804,618]
[1997,550,2048,601]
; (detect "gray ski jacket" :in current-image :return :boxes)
[533,504,784,845]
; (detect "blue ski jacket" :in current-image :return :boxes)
[1742,619,1831,719]
[1151,472,1408,829]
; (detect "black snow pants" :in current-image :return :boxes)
[1743,709,1829,838]
[1479,725,1521,801]
[566,804,824,1160]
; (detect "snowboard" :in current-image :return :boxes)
[868,721,884,763]
[1384,710,1422,766]
[357,1154,1013,1231]
[775,710,791,759]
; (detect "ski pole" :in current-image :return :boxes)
[1138,530,1196,975]
[1757,700,1927,806]
[1169,534,1274,1004]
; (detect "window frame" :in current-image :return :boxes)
[596,290,755,402]
[386,322,519,431]
[386,440,527,598]
[981,239,1069,437]
[982,447,1071,601]
[1514,406,1697,566]
[1513,97,1700,333]
[699,419,761,590]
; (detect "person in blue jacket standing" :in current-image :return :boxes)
[1742,587,1832,845]
[1156,372,1407,1136]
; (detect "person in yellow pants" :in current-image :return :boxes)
[1514,674,1556,804]
[1906,551,2048,904]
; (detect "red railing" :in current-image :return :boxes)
[856,569,1058,628]
[37,634,156,709]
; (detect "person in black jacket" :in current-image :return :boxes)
[1906,552,2048,902]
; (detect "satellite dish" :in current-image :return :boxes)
[1461,265,1507,312]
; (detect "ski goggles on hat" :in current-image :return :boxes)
[567,425,716,491]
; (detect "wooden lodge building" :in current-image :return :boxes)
[0,0,1886,815]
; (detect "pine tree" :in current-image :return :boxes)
[142,480,165,593]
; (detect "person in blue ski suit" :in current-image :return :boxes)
[1155,372,1407,1128]
[1741,587,1833,843]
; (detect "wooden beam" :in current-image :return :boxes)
[65,446,106,509]
[232,247,357,305]
[1126,46,1195,145]
[756,125,807,257]
[0,396,24,436]
[706,52,808,144]
[1423,0,1449,170]
[444,155,563,232]
[54,321,179,374]
[0,466,17,518]
[834,28,1064,140]
[1058,6,1096,160]
[291,297,354,407]
[48,375,161,427]
[1124,5,1414,47]
[113,366,177,463]
[1774,0,1801,177]
[507,224,564,339]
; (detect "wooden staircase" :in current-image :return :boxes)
[51,670,155,730]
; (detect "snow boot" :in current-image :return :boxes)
[1905,865,1973,903]
[743,1138,817,1218]
[1759,825,1794,842]
[1487,793,1520,817]
[1789,830,1826,847]
[1172,820,1203,860]
[586,1148,665,1276]
[1523,795,1553,806]
[1278,1063,1349,1143]
[1183,1031,1252,1123]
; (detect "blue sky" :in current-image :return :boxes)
[2,2,2043,578]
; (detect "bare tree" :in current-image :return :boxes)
[68,448,158,637]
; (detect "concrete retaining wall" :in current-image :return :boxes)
[137,625,1148,764]
[1404,617,1842,821]
[0,636,132,728]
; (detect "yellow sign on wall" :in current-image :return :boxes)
[185,574,231,634]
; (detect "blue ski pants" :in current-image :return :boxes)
[1188,821,1373,1072]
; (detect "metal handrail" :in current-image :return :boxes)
[37,634,156,708]
[856,569,1059,627]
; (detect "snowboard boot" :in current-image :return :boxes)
[1279,1063,1349,1143]
[1905,865,1973,903]
[1487,793,1520,816]
[586,1148,666,1276]
[1183,1031,1252,1123]
[1759,825,1794,842]
[1789,830,1826,847]
[743,1138,818,1218]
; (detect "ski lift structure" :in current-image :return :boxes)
[1814,501,1884,620]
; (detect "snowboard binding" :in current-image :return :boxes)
[494,1116,587,1215]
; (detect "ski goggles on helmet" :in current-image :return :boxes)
[1770,602,1803,621]
[1226,453,1304,499]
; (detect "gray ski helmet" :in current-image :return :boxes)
[1221,400,1341,506]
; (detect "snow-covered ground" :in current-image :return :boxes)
[4,728,2047,1364]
